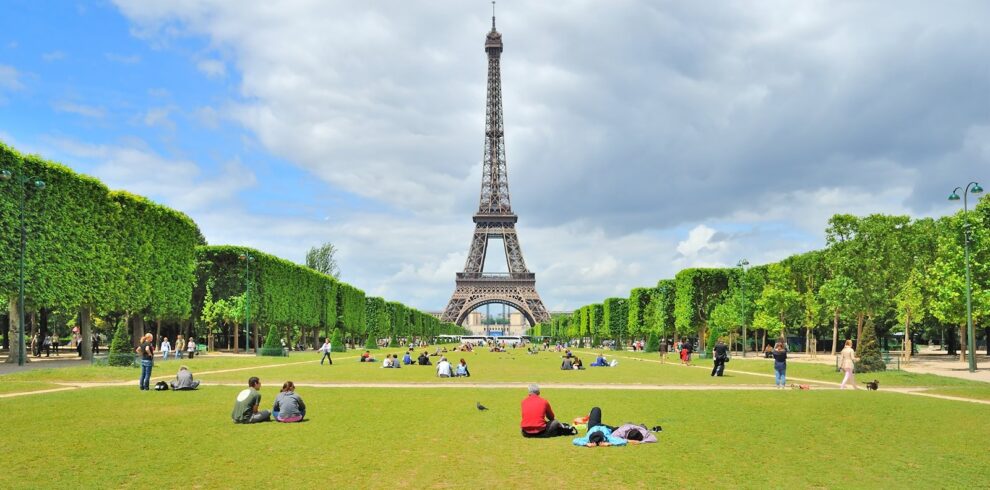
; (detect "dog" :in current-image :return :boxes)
[865,379,880,391]
[789,384,811,390]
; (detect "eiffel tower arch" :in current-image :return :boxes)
[441,12,550,327]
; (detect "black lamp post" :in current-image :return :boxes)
[1,169,46,366]
[737,259,749,357]
[238,252,255,354]
[948,182,983,372]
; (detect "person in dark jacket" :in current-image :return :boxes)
[772,342,787,388]
[711,340,729,377]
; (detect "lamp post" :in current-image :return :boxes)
[948,182,983,372]
[1,169,46,366]
[238,252,255,354]
[737,259,750,357]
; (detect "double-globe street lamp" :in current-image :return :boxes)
[238,252,255,354]
[1,169,47,366]
[948,182,983,372]
[737,259,749,357]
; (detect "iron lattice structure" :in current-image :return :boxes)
[441,14,550,327]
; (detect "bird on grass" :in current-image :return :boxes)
[476,402,489,411]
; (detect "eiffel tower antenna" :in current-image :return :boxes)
[441,8,550,329]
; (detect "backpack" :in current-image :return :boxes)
[154,381,170,391]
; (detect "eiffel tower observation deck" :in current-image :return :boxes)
[440,9,550,327]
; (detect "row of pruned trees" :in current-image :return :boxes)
[0,142,465,362]
[530,202,990,365]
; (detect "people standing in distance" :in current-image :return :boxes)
[772,342,788,389]
[231,377,271,424]
[711,339,728,377]
[520,384,575,438]
[839,339,860,390]
[319,338,333,365]
[436,356,453,378]
[174,335,184,360]
[186,337,196,358]
[160,337,171,361]
[272,381,306,423]
[136,333,155,391]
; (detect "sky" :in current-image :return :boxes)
[0,1,987,314]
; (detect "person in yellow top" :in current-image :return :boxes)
[174,335,185,360]
[839,339,859,390]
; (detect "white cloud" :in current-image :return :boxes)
[0,64,22,90]
[53,101,106,118]
[105,52,141,64]
[42,50,66,62]
[196,59,226,79]
[143,106,175,130]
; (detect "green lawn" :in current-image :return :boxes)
[2,385,987,488]
[3,346,989,488]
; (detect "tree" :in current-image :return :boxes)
[855,317,886,373]
[674,269,731,350]
[819,275,862,355]
[708,300,739,350]
[305,241,340,279]
[260,325,284,356]
[330,328,345,352]
[645,331,659,352]
[107,321,134,366]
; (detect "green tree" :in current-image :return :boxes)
[330,328,345,352]
[855,317,886,373]
[305,241,340,279]
[107,321,134,367]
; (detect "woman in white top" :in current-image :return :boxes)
[186,337,196,358]
[839,339,859,390]
[160,337,171,360]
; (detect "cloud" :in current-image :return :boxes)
[196,59,226,79]
[143,106,175,130]
[53,101,106,118]
[42,50,66,62]
[105,52,141,64]
[0,64,23,91]
[103,1,990,311]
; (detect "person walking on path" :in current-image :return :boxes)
[52,334,60,356]
[772,342,787,388]
[319,339,333,365]
[160,337,171,361]
[137,333,155,391]
[231,377,271,424]
[711,340,729,377]
[839,339,859,390]
[520,384,575,438]
[174,335,185,360]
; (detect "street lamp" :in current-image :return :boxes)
[238,252,255,354]
[1,169,46,366]
[737,259,750,358]
[948,181,983,372]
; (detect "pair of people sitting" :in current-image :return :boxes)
[170,366,200,390]
[359,351,377,362]
[572,407,659,447]
[417,352,432,365]
[382,354,402,368]
[231,377,306,424]
[590,354,617,367]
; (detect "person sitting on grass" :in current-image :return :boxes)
[455,358,470,377]
[520,384,576,438]
[231,377,270,424]
[418,351,432,366]
[590,353,609,367]
[437,357,453,378]
[402,351,413,365]
[572,357,584,370]
[560,356,573,370]
[360,351,376,363]
[170,365,200,391]
[272,381,306,423]
[382,355,394,368]
[392,354,402,368]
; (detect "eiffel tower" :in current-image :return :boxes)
[440,10,550,327]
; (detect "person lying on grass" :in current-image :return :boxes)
[232,377,270,424]
[272,381,306,423]
[572,407,625,447]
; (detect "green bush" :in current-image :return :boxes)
[645,331,659,352]
[364,335,377,350]
[259,326,285,357]
[855,318,886,373]
[330,328,346,352]
[107,321,134,367]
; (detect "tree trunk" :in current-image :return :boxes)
[903,309,911,360]
[131,316,143,347]
[155,319,161,346]
[79,307,93,361]
[233,321,239,353]
[761,330,766,352]
[40,308,49,337]
[5,296,28,363]
[959,324,967,363]
[856,313,864,347]
[253,322,259,353]
[831,308,839,355]
[985,327,989,356]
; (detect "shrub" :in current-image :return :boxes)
[259,326,285,357]
[330,328,346,352]
[855,318,886,373]
[645,331,659,352]
[364,335,377,350]
[107,321,134,367]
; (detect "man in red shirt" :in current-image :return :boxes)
[520,384,574,438]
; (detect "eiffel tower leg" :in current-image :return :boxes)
[501,227,529,274]
[463,225,489,274]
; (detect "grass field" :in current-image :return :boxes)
[2,346,989,489]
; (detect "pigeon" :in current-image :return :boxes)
[476,402,489,411]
